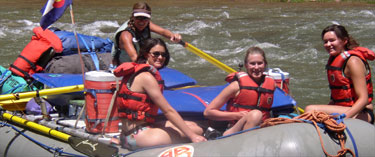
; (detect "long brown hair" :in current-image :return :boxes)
[321,24,359,50]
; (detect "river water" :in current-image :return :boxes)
[1,0,375,108]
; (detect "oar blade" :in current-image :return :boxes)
[69,136,119,157]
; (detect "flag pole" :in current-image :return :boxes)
[69,4,86,129]
[68,4,85,81]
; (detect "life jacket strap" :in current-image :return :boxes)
[158,80,165,86]
[326,65,342,71]
[232,103,270,111]
[331,97,353,103]
[18,55,37,71]
[118,108,156,121]
[86,116,119,122]
[10,64,31,78]
[118,93,152,103]
[329,85,350,90]
[240,86,274,93]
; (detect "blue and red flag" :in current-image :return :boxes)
[40,0,72,30]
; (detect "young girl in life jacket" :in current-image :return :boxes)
[113,38,206,150]
[204,47,276,136]
[111,2,181,66]
[304,24,375,124]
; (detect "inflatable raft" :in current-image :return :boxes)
[1,113,374,157]
[3,66,370,157]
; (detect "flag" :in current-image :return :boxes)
[40,0,72,30]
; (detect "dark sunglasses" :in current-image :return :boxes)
[135,16,150,21]
[151,51,168,58]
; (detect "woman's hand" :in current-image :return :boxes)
[190,134,207,143]
[170,33,181,43]
[235,111,249,120]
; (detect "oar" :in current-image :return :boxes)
[179,40,236,74]
[297,106,305,114]
[1,112,118,157]
[0,84,84,101]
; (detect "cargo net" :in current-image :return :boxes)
[260,111,355,157]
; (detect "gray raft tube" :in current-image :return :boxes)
[0,118,374,156]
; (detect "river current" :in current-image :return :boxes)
[1,0,375,108]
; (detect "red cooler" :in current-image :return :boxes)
[84,71,119,133]
[266,68,290,94]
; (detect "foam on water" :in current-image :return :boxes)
[255,42,280,49]
[0,30,5,38]
[80,21,119,37]
[183,20,211,35]
[359,10,374,17]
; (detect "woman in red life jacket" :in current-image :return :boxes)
[113,38,206,150]
[304,24,374,124]
[204,47,276,136]
[111,2,181,66]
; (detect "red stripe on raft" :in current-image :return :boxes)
[181,92,208,107]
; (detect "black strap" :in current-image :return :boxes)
[331,97,353,103]
[18,55,37,70]
[232,103,270,111]
[10,64,31,78]
[329,85,350,90]
[158,80,165,86]
[118,108,155,121]
[326,65,342,71]
[330,78,371,90]
[367,78,372,84]
[85,116,119,122]
[240,86,274,93]
[331,94,373,103]
[118,93,152,103]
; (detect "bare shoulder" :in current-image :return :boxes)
[120,31,133,39]
[135,72,158,86]
[347,55,364,65]
[224,81,240,94]
[345,55,366,78]
[346,56,366,71]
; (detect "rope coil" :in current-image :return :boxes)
[260,111,355,157]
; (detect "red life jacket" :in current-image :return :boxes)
[225,72,275,121]
[326,47,375,106]
[9,27,63,79]
[113,62,164,123]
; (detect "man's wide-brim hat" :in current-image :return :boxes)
[133,9,151,18]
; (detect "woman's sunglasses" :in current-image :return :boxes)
[135,16,150,21]
[151,51,168,58]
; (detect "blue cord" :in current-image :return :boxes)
[78,35,100,71]
[342,121,358,157]
[330,113,358,157]
[0,121,86,157]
